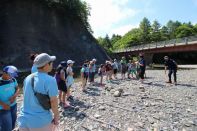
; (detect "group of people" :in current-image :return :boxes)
[0,52,178,131]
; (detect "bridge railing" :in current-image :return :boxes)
[114,35,197,53]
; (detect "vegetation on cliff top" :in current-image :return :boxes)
[97,17,197,52]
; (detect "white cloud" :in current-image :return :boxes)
[83,0,139,37]
[109,24,138,36]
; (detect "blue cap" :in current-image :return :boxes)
[60,61,67,67]
[3,66,18,78]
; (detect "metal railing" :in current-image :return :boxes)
[114,35,197,53]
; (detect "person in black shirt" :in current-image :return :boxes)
[164,56,178,84]
[138,53,146,83]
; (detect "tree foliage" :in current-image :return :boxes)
[45,0,92,33]
[97,18,197,50]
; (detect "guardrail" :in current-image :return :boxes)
[114,35,197,53]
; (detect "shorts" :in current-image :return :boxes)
[82,72,89,80]
[121,68,127,74]
[113,69,118,74]
[58,80,67,93]
[130,69,136,74]
[89,72,95,82]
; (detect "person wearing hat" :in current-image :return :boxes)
[89,58,97,84]
[164,56,178,84]
[18,53,59,131]
[105,60,113,82]
[30,53,38,73]
[120,57,127,80]
[66,60,75,104]
[0,66,20,131]
[138,53,146,83]
[54,61,67,107]
[81,60,89,91]
[112,59,118,79]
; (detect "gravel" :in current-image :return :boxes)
[16,69,197,131]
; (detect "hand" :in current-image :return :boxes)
[52,116,59,125]
[9,96,16,104]
[2,104,10,110]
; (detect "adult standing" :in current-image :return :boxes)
[120,57,127,80]
[112,59,118,79]
[164,56,178,84]
[0,66,20,131]
[138,53,146,83]
[66,60,75,102]
[18,53,59,131]
[92,58,97,83]
[30,53,38,73]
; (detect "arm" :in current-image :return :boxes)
[9,86,20,104]
[164,66,167,74]
[68,70,74,76]
[50,96,59,125]
[0,101,10,110]
[60,70,66,81]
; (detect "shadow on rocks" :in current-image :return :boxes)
[63,98,89,121]
[83,87,101,96]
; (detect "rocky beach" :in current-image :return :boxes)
[16,69,197,131]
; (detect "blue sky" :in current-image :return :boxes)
[83,0,197,38]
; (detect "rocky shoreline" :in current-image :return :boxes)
[16,69,197,131]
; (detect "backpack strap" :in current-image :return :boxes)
[31,74,36,94]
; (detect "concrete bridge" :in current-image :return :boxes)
[113,36,197,64]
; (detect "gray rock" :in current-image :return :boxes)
[99,106,106,110]
[114,91,121,97]
[94,113,101,119]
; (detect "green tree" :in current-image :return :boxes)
[151,20,161,42]
[111,34,122,46]
[113,28,142,49]
[160,26,169,40]
[166,20,182,39]
[175,25,194,38]
[139,17,151,44]
[97,35,112,50]
[46,0,92,33]
[194,24,197,34]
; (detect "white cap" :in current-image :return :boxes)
[3,65,18,77]
[33,53,56,68]
[92,58,97,62]
[67,60,75,64]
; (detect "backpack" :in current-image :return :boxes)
[54,66,67,84]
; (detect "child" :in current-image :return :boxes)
[105,61,113,83]
[98,64,106,86]
[81,60,89,91]
[54,61,67,107]
[88,61,94,85]
[66,60,75,103]
[127,60,132,79]
[0,66,20,131]
[130,60,137,78]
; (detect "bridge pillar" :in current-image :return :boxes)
[144,53,153,66]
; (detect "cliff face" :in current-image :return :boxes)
[0,0,109,69]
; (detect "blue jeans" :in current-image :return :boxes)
[0,104,17,131]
